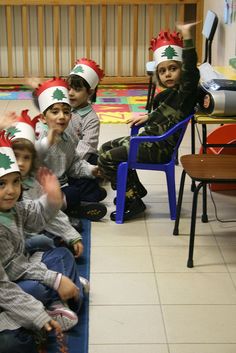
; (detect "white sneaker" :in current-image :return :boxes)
[79,276,90,295]
[47,302,78,331]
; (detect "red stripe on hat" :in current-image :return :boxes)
[74,58,105,80]
[0,131,13,147]
[36,78,68,96]
[16,110,39,130]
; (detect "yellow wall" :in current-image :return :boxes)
[204,0,236,66]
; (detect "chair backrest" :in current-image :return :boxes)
[202,10,218,64]
[128,113,193,166]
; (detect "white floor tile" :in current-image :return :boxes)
[156,273,236,304]
[89,305,167,344]
[89,344,169,353]
[169,344,236,353]
[91,221,149,247]
[163,305,236,343]
[91,246,154,273]
[151,246,227,272]
[90,273,159,305]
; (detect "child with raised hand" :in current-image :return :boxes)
[98,22,200,222]
[8,110,84,258]
[0,131,85,349]
[34,78,107,221]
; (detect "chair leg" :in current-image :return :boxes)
[187,182,204,268]
[115,163,128,224]
[202,184,208,223]
[145,75,153,111]
[173,170,186,235]
[148,82,156,113]
[166,167,176,220]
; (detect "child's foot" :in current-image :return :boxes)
[47,302,78,331]
[79,276,90,295]
[67,202,107,221]
[110,197,146,222]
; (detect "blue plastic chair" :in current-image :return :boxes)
[115,113,194,224]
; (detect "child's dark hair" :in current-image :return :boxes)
[12,138,39,176]
[67,75,97,103]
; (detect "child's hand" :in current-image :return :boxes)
[92,166,103,178]
[73,240,84,258]
[44,319,62,333]
[26,77,42,89]
[126,114,149,127]
[176,21,201,40]
[47,127,62,146]
[57,275,80,301]
[37,167,63,209]
[0,111,18,130]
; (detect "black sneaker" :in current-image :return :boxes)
[110,197,146,222]
[68,202,107,221]
[98,187,107,202]
[113,184,147,205]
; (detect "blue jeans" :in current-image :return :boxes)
[25,233,55,254]
[0,328,37,353]
[16,247,84,314]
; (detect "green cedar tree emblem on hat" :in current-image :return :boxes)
[6,126,21,137]
[161,45,178,59]
[72,65,84,74]
[52,88,66,101]
[0,152,15,170]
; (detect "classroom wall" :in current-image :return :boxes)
[204,0,236,66]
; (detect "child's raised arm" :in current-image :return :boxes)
[0,111,18,130]
[176,21,200,40]
[37,167,63,209]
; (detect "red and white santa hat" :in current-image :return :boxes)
[70,58,104,89]
[150,30,183,66]
[0,130,19,177]
[35,78,70,113]
[7,110,39,144]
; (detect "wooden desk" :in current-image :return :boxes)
[192,114,236,222]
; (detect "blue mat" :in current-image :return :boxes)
[46,218,91,353]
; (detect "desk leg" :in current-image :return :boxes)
[191,117,196,192]
[201,124,208,223]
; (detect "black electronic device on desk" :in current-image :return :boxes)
[197,79,236,117]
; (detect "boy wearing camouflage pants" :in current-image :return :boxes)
[98,22,200,222]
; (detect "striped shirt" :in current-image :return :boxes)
[35,123,95,186]
[67,104,100,160]
[23,177,82,243]
[0,196,60,331]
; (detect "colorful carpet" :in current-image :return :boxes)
[95,84,149,123]
[0,84,151,123]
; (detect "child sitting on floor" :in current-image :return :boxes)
[0,130,86,350]
[34,78,107,221]
[8,110,84,257]
[98,22,200,222]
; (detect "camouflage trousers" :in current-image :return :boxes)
[98,134,173,191]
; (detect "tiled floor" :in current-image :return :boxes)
[90,121,236,353]
[2,100,236,353]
